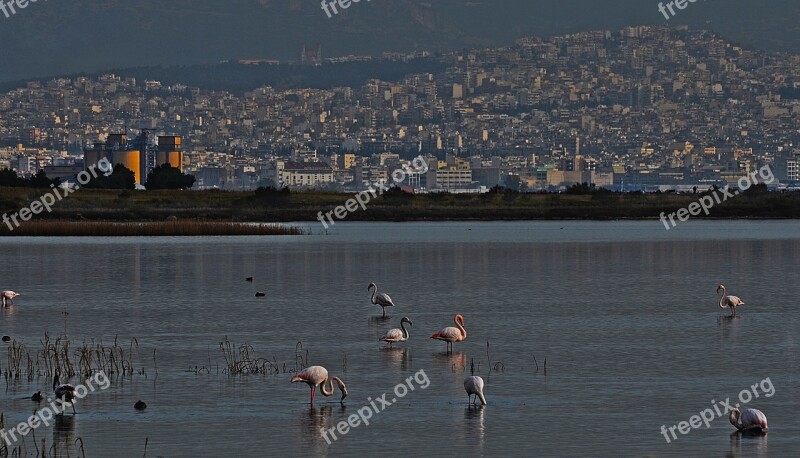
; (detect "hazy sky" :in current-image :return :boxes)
[0,0,798,82]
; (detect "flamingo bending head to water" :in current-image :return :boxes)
[53,374,76,415]
[380,317,412,348]
[368,283,395,317]
[717,285,744,317]
[431,314,466,353]
[464,376,487,405]
[290,366,348,407]
[2,291,19,307]
[730,407,768,433]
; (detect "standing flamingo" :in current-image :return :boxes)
[53,374,76,415]
[2,291,19,307]
[368,282,395,317]
[380,317,412,348]
[730,407,768,432]
[290,366,348,407]
[464,376,487,405]
[431,314,467,353]
[717,284,745,317]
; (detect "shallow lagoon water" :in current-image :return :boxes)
[1,221,798,456]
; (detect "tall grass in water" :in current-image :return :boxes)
[217,337,308,375]
[2,333,145,380]
[0,221,305,236]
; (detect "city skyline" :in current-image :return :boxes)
[2,25,800,192]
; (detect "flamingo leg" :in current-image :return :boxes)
[310,386,315,407]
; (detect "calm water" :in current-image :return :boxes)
[1,221,799,457]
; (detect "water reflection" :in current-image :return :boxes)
[432,351,467,372]
[718,314,743,339]
[380,347,411,370]
[463,405,486,455]
[52,414,77,454]
[297,405,340,454]
[368,315,392,328]
[728,429,768,457]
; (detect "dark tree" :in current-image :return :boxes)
[83,164,136,189]
[27,169,60,188]
[144,164,196,190]
[0,168,24,187]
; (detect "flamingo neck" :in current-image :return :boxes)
[320,376,344,397]
[730,409,741,429]
[370,286,377,305]
[719,286,727,308]
[455,317,466,339]
[400,321,409,339]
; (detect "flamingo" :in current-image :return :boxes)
[290,366,348,407]
[431,314,467,353]
[730,407,768,432]
[380,317,412,348]
[368,282,395,317]
[53,374,77,415]
[2,291,19,307]
[717,284,745,317]
[464,376,487,405]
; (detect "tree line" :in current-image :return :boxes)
[0,164,195,190]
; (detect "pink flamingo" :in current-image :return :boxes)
[730,407,768,432]
[380,317,412,348]
[464,376,487,405]
[368,282,396,317]
[2,291,19,307]
[290,366,348,407]
[431,314,466,352]
[717,285,745,317]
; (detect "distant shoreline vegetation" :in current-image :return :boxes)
[2,184,800,231]
[0,221,305,237]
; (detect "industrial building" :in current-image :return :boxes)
[83,129,183,185]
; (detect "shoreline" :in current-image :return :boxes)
[0,221,305,236]
[1,187,799,233]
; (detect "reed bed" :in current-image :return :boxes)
[3,333,145,380]
[0,221,306,237]
[216,338,308,376]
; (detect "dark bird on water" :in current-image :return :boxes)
[31,391,43,402]
[246,277,253,282]
[134,400,147,410]
[2,336,10,342]
[255,292,266,297]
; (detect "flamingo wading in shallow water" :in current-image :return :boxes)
[380,316,412,348]
[290,366,348,407]
[431,314,467,352]
[717,284,745,317]
[2,291,19,307]
[464,376,487,405]
[730,407,768,432]
[53,374,76,415]
[368,282,395,317]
